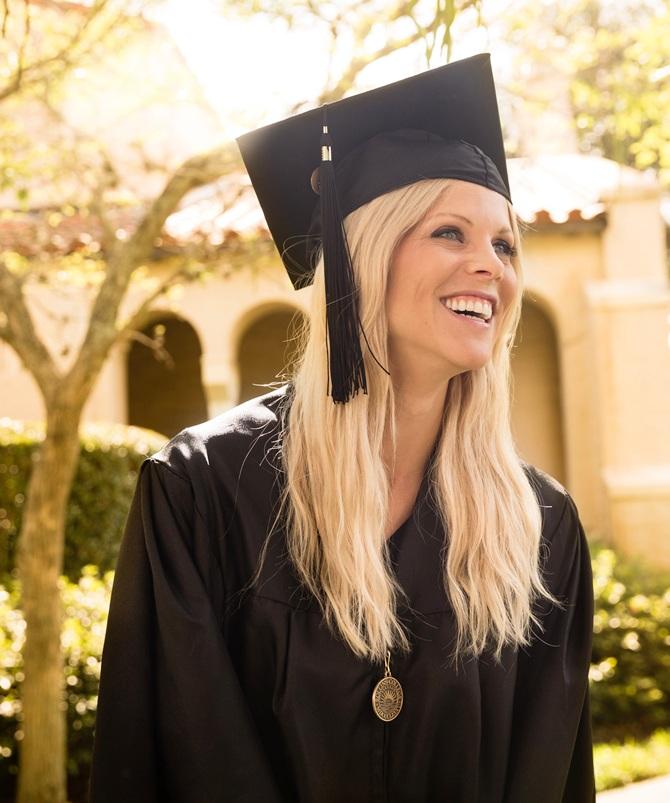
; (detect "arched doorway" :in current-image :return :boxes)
[237,307,306,403]
[511,298,566,484]
[126,315,209,437]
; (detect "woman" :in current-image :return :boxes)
[89,54,595,802]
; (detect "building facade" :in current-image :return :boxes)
[2,154,669,567]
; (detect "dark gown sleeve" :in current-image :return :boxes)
[88,457,284,803]
[503,491,596,803]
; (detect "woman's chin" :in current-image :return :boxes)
[440,350,491,375]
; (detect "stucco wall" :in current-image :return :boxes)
[2,199,669,566]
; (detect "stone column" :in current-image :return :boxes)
[586,183,670,567]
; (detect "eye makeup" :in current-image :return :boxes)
[430,226,517,258]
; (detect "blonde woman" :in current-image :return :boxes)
[90,55,595,803]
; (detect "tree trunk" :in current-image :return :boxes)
[16,397,84,803]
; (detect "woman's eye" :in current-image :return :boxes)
[432,227,462,241]
[431,227,517,258]
[494,240,517,258]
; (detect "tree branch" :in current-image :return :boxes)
[66,141,241,392]
[12,0,31,96]
[317,0,478,103]
[0,0,125,102]
[116,262,207,345]
[0,259,58,395]
[36,91,122,252]
[318,29,425,103]
[122,141,241,269]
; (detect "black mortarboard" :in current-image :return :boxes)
[236,52,510,403]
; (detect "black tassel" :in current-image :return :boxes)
[318,106,368,404]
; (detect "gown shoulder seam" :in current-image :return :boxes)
[544,490,571,545]
[144,456,208,526]
[146,455,189,482]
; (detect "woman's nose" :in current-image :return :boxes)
[465,244,505,279]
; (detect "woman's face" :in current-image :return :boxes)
[386,180,518,385]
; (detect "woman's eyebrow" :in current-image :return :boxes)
[426,211,513,235]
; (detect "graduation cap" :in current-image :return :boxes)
[236,52,510,404]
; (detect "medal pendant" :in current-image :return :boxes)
[372,650,403,722]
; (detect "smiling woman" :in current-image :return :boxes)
[89,54,596,803]
[386,180,519,381]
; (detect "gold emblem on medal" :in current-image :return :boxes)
[372,675,403,722]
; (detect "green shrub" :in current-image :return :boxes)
[0,568,112,802]
[0,419,166,580]
[594,728,670,791]
[590,541,670,742]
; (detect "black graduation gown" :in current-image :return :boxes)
[89,385,596,803]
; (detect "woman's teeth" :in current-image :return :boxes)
[440,297,493,325]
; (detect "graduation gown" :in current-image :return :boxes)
[89,385,596,803]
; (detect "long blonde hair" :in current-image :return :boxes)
[262,178,562,670]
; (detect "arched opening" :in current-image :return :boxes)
[237,307,306,403]
[511,298,566,484]
[126,315,209,438]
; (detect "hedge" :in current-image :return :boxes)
[589,541,670,742]
[0,418,166,580]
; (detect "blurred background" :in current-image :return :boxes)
[0,1,669,801]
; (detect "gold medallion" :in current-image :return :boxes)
[372,650,403,722]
